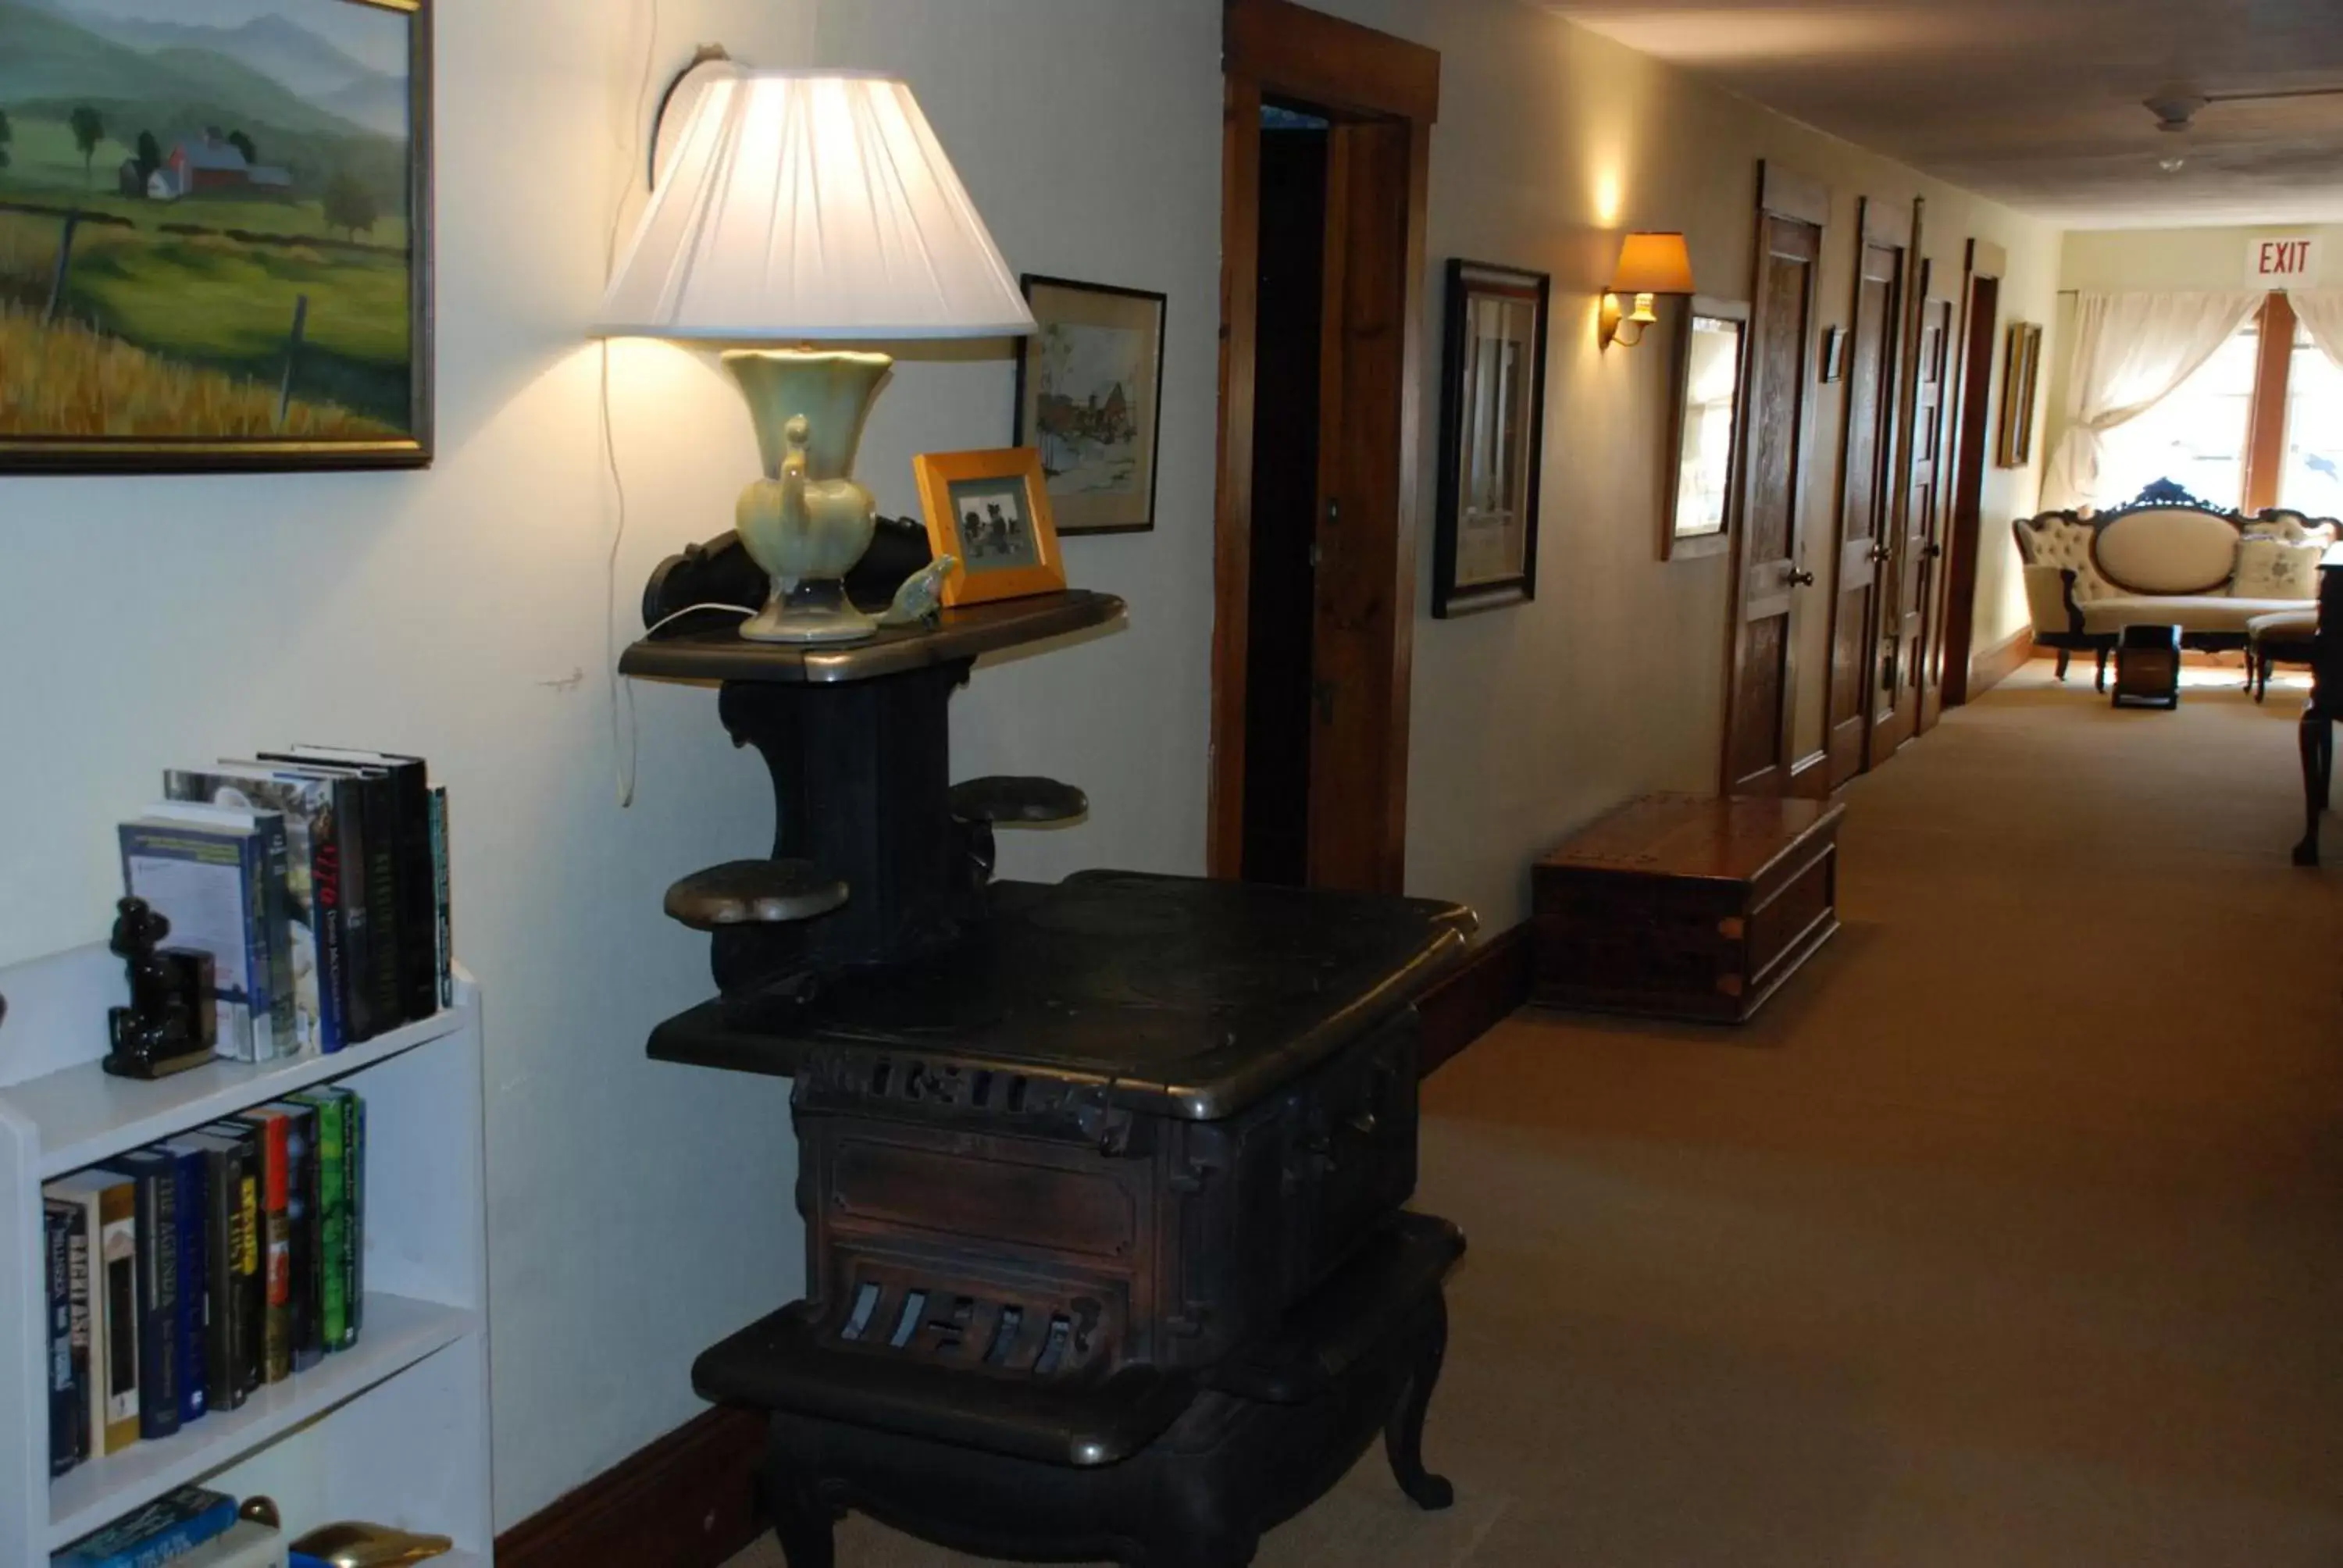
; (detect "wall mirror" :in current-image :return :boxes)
[1665,296,1749,559]
[1997,321,2044,469]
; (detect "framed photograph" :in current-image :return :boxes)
[0,0,433,473]
[1998,321,2044,469]
[1666,297,1749,561]
[1434,259,1550,617]
[1819,324,1849,383]
[1013,274,1166,535]
[912,447,1068,609]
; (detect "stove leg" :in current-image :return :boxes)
[1385,1296,1455,1511]
[764,1466,837,1568]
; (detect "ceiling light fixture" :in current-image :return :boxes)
[2159,156,2187,173]
[2145,83,2343,133]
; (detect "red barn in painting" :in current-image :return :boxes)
[148,129,293,201]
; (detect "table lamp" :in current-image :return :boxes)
[593,66,1036,643]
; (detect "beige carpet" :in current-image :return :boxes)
[731,661,2343,1566]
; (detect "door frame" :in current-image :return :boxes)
[1720,160,1829,797]
[1937,238,2006,711]
[1211,0,1439,889]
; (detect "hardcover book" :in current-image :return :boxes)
[46,1192,94,1466]
[168,765,361,1052]
[262,1099,326,1370]
[263,754,405,1032]
[144,800,295,1059]
[180,1130,257,1409]
[52,1484,237,1568]
[197,1121,267,1399]
[158,1142,209,1424]
[289,1091,350,1349]
[44,1199,76,1474]
[99,1149,182,1441]
[118,815,283,1062]
[233,1109,295,1383]
[171,1519,288,1568]
[429,784,452,1009]
[44,1171,136,1455]
[284,747,438,1023]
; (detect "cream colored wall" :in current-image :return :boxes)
[2043,223,2341,496]
[1313,0,2060,927]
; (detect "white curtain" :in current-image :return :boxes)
[2041,290,2263,511]
[2289,289,2343,370]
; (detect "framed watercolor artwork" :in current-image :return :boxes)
[1013,274,1166,535]
[912,447,1069,609]
[0,0,433,472]
[1433,258,1550,617]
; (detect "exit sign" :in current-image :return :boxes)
[2250,237,2320,285]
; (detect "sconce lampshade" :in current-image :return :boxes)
[590,69,1037,342]
[1610,232,1696,297]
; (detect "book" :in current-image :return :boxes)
[44,1199,75,1474]
[290,1091,350,1349]
[183,1129,259,1408]
[52,1484,237,1568]
[155,1142,209,1424]
[429,783,452,1009]
[46,1168,140,1453]
[46,1192,93,1464]
[264,1099,326,1370]
[234,1108,294,1383]
[282,748,437,1024]
[144,801,295,1059]
[348,1090,366,1336]
[119,816,282,1063]
[99,1149,181,1441]
[171,1519,287,1568]
[168,765,359,1053]
[262,754,403,1032]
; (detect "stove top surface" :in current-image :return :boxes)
[648,871,1476,1118]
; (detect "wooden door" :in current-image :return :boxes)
[1824,199,1906,789]
[1878,280,1952,760]
[1935,241,2005,715]
[1724,164,1827,797]
[1211,0,1439,893]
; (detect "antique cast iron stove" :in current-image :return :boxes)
[625,533,1475,1567]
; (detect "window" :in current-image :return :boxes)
[2097,319,2259,510]
[2282,321,2343,516]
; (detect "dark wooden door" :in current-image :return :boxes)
[1878,283,1952,761]
[1935,241,2004,715]
[1724,164,1827,797]
[1824,201,1906,789]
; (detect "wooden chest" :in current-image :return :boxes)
[1532,793,1844,1024]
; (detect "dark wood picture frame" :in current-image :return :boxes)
[1433,258,1550,617]
[1665,295,1749,561]
[1997,320,2042,469]
[1012,273,1168,536]
[0,0,435,474]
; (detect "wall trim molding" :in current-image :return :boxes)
[1968,627,2035,696]
[1418,921,1531,1077]
[495,1405,768,1568]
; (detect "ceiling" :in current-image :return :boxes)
[1546,0,2343,229]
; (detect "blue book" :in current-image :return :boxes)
[97,1150,180,1441]
[160,1142,209,1424]
[43,1199,76,1474]
[119,815,284,1063]
[52,1484,237,1568]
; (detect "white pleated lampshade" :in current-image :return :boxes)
[592,70,1036,342]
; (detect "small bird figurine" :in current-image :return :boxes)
[880,554,958,627]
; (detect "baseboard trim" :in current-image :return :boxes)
[1967,628,2035,696]
[1787,750,1831,799]
[1418,921,1531,1077]
[496,1405,769,1568]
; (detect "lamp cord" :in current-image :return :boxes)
[604,0,662,810]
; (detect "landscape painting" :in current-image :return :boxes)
[1014,275,1165,534]
[0,0,430,470]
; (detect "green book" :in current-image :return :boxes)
[290,1091,348,1351]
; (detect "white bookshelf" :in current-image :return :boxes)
[0,943,491,1562]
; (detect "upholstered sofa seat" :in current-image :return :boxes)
[2011,484,2340,691]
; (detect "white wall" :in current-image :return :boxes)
[0,0,1222,1529]
[0,0,2065,1527]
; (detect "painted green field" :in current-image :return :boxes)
[0,114,409,249]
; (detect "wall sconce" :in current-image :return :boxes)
[1599,232,1696,350]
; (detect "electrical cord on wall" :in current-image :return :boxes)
[604,0,662,809]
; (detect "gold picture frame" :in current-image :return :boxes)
[1997,321,2043,469]
[912,447,1069,609]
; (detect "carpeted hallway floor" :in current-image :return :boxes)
[729,661,2343,1567]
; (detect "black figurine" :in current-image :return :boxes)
[104,896,215,1081]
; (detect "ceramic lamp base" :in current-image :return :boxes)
[744,582,880,645]
[726,348,893,647]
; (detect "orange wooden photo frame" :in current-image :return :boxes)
[912,447,1069,608]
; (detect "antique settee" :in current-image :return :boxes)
[2012,481,2340,690]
